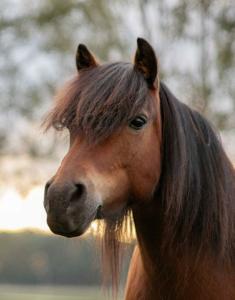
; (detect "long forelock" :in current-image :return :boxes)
[45,62,151,143]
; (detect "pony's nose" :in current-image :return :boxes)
[70,183,86,203]
[44,181,87,214]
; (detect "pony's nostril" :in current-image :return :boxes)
[70,183,86,203]
[75,183,85,197]
[44,180,52,197]
[44,179,53,213]
[45,176,56,195]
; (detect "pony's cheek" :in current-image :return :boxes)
[91,170,131,218]
[100,178,130,210]
[128,157,161,202]
[130,179,158,203]
[123,125,161,202]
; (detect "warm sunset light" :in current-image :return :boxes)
[0,186,48,232]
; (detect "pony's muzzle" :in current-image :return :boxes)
[44,179,93,237]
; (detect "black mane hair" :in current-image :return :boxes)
[158,82,235,261]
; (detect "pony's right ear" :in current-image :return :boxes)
[76,44,97,71]
[134,38,158,89]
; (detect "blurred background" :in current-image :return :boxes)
[0,0,234,299]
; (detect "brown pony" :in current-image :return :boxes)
[44,38,235,299]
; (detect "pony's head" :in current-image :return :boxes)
[44,38,162,238]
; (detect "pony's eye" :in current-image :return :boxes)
[129,115,147,130]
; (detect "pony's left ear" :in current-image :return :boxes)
[76,44,98,71]
[134,38,158,89]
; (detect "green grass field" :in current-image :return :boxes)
[0,285,123,300]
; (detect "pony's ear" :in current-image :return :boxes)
[76,44,97,71]
[134,38,158,89]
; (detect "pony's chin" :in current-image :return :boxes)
[47,210,97,238]
[50,227,87,238]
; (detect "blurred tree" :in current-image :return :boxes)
[0,0,126,154]
[0,0,234,156]
[0,232,133,286]
[171,0,235,129]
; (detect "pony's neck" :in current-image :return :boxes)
[132,201,163,277]
[131,201,166,299]
[132,202,235,299]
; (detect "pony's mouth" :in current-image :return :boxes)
[95,205,104,220]
[51,228,83,238]
[47,205,103,238]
